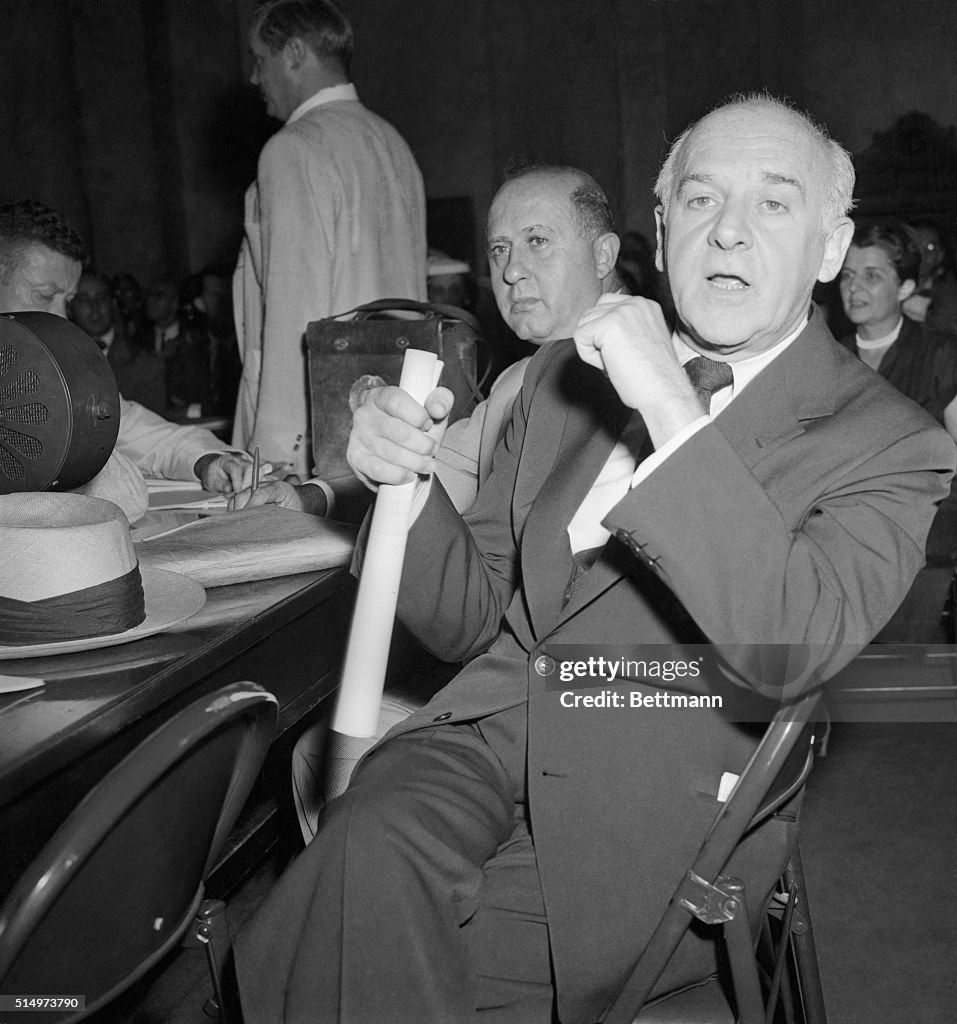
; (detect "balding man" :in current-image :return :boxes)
[236,96,955,1023]
[0,199,254,519]
[435,163,621,509]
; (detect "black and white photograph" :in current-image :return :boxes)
[1,2,955,1022]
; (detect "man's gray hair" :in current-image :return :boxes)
[654,92,855,226]
[500,162,615,241]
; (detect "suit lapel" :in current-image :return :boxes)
[521,358,633,634]
[714,308,840,470]
[550,310,842,627]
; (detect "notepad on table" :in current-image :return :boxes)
[135,506,357,587]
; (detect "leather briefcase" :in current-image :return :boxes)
[306,297,485,479]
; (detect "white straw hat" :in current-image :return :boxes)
[426,249,470,277]
[0,493,205,659]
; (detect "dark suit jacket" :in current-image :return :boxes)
[841,317,957,563]
[840,315,957,424]
[385,309,954,1021]
[105,325,166,416]
[162,320,214,415]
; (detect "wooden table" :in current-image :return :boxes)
[0,566,355,900]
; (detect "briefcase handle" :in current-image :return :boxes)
[326,297,484,339]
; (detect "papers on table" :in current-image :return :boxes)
[135,507,356,587]
[146,478,229,512]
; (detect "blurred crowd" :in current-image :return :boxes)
[68,262,242,429]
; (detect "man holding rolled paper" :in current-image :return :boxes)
[236,95,955,1023]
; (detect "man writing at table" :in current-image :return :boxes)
[236,94,955,1023]
[0,199,257,519]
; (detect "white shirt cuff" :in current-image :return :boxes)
[629,416,710,488]
[304,477,336,518]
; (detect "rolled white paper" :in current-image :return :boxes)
[330,348,444,739]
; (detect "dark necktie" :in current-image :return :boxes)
[684,355,734,413]
[94,336,107,352]
[563,545,604,607]
[562,358,733,606]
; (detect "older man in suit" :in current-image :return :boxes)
[235,95,955,1023]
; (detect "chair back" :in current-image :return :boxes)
[0,682,277,1021]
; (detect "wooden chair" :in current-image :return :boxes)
[0,682,277,1023]
[604,689,828,1024]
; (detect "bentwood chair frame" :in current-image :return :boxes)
[0,681,277,1023]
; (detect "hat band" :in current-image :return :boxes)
[0,566,146,646]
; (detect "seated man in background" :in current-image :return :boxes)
[235,95,955,1023]
[425,247,474,309]
[144,274,214,418]
[111,270,146,338]
[280,165,622,841]
[69,270,167,415]
[233,164,621,517]
[182,262,243,419]
[0,199,254,521]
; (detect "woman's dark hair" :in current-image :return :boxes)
[851,220,921,286]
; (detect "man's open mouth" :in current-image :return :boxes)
[708,275,749,291]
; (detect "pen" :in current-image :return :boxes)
[251,446,261,493]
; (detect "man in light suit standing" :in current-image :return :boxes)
[234,0,427,480]
[236,95,956,1023]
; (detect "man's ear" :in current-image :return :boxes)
[594,232,620,282]
[817,218,854,283]
[654,206,666,274]
[284,37,308,70]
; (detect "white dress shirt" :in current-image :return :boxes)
[567,320,808,552]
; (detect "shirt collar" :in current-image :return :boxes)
[286,82,358,125]
[856,316,904,349]
[672,313,809,402]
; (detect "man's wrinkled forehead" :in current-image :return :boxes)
[672,104,824,204]
[487,173,578,235]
